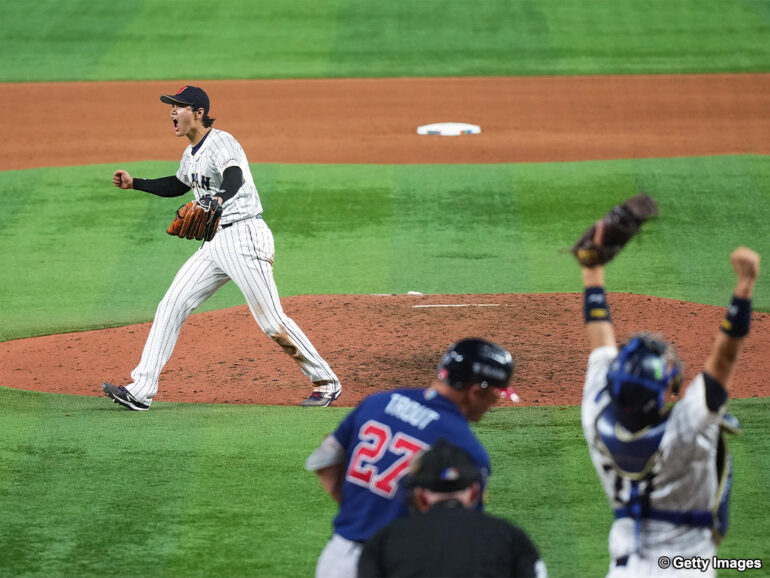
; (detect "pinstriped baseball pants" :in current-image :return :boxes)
[126,217,338,402]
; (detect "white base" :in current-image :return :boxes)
[417,122,481,136]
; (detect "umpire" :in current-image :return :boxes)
[358,439,547,578]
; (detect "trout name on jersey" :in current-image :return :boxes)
[385,393,440,430]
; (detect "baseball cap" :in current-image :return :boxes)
[407,439,481,493]
[160,85,210,115]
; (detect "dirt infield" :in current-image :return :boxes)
[3,74,768,406]
[2,294,768,407]
[3,74,769,171]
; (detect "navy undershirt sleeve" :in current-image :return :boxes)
[218,166,243,203]
[703,372,728,412]
[133,175,189,198]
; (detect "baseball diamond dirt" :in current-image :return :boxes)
[2,75,769,406]
[3,74,769,170]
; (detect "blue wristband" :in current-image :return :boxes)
[720,295,752,337]
[584,287,611,323]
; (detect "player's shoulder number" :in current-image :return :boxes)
[346,419,428,498]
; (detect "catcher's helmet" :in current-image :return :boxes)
[437,338,516,400]
[607,333,682,431]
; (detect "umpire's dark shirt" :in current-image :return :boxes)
[357,500,543,577]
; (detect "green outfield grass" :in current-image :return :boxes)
[1,0,768,82]
[2,155,769,341]
[0,388,767,577]
[3,1,769,575]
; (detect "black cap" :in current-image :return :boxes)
[160,86,210,115]
[407,439,481,493]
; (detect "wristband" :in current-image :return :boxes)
[720,295,752,337]
[584,287,611,323]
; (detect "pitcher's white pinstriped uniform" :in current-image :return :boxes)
[127,129,338,404]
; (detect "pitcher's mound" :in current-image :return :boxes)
[1,293,767,407]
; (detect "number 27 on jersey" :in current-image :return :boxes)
[346,420,428,498]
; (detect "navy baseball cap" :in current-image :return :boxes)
[407,439,481,493]
[160,86,210,115]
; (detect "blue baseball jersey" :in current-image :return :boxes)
[331,388,491,542]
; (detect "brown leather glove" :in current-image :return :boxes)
[571,192,659,267]
[167,195,222,242]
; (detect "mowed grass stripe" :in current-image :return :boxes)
[2,0,769,81]
[1,388,767,576]
[2,155,769,341]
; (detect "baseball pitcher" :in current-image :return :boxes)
[102,86,341,410]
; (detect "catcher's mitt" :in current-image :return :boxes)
[571,192,659,267]
[167,195,222,242]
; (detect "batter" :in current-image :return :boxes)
[102,86,341,410]
[305,338,518,578]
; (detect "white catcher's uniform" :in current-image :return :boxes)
[582,346,726,578]
[126,129,339,404]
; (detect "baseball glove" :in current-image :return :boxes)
[571,192,659,267]
[167,195,222,242]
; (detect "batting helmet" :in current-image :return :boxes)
[437,338,516,399]
[606,333,682,431]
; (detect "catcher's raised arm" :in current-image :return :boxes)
[573,192,659,351]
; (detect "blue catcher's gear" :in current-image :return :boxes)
[603,411,741,548]
[606,334,682,432]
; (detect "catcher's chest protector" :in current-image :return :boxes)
[595,406,666,479]
[597,407,738,545]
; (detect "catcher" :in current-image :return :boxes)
[572,193,760,577]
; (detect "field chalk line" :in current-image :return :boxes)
[412,304,501,309]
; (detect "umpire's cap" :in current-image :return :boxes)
[437,338,517,401]
[160,85,210,115]
[408,439,481,493]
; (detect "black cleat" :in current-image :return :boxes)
[101,382,150,411]
[300,386,341,407]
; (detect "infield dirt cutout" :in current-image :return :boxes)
[2,75,769,406]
